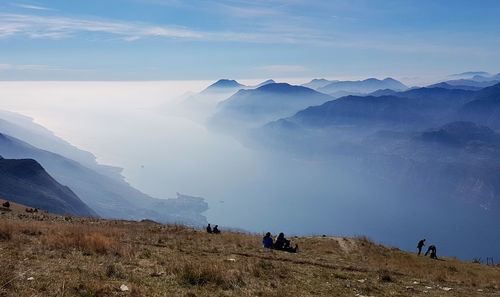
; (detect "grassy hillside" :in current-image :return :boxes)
[0,202,499,297]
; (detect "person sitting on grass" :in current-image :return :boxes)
[213,225,221,234]
[206,223,212,234]
[262,232,273,249]
[274,232,298,253]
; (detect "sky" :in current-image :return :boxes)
[0,0,500,81]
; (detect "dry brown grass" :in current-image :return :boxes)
[0,208,499,297]
[39,224,126,256]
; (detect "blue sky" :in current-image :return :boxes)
[0,0,499,81]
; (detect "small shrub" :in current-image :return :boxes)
[177,263,244,289]
[0,264,16,289]
[105,263,125,279]
[356,235,375,247]
[251,260,274,278]
[73,283,114,297]
[21,227,42,236]
[447,265,458,273]
[332,272,348,280]
[0,221,13,241]
[179,264,225,286]
[378,270,393,282]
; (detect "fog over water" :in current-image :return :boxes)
[0,81,498,259]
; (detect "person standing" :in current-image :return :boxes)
[417,239,426,255]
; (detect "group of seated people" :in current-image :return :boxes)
[206,223,221,234]
[262,232,298,253]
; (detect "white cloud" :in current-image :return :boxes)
[11,3,53,11]
[0,13,205,40]
[0,13,325,44]
[0,64,63,71]
[0,12,494,58]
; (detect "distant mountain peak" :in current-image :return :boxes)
[256,79,276,87]
[208,79,245,89]
[256,82,314,93]
[301,78,336,90]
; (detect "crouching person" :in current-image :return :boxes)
[274,232,298,253]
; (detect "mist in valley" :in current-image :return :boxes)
[0,81,498,260]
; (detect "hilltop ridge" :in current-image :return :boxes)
[0,206,498,296]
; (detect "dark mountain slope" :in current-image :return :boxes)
[459,82,500,128]
[0,155,96,216]
[419,121,499,148]
[0,133,208,225]
[286,95,423,128]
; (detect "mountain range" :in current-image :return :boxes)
[250,81,500,215]
[209,83,334,130]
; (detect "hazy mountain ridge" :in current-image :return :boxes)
[180,79,276,122]
[448,71,500,82]
[426,82,482,91]
[0,152,96,216]
[0,110,124,181]
[318,77,408,95]
[209,83,334,130]
[302,78,337,90]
